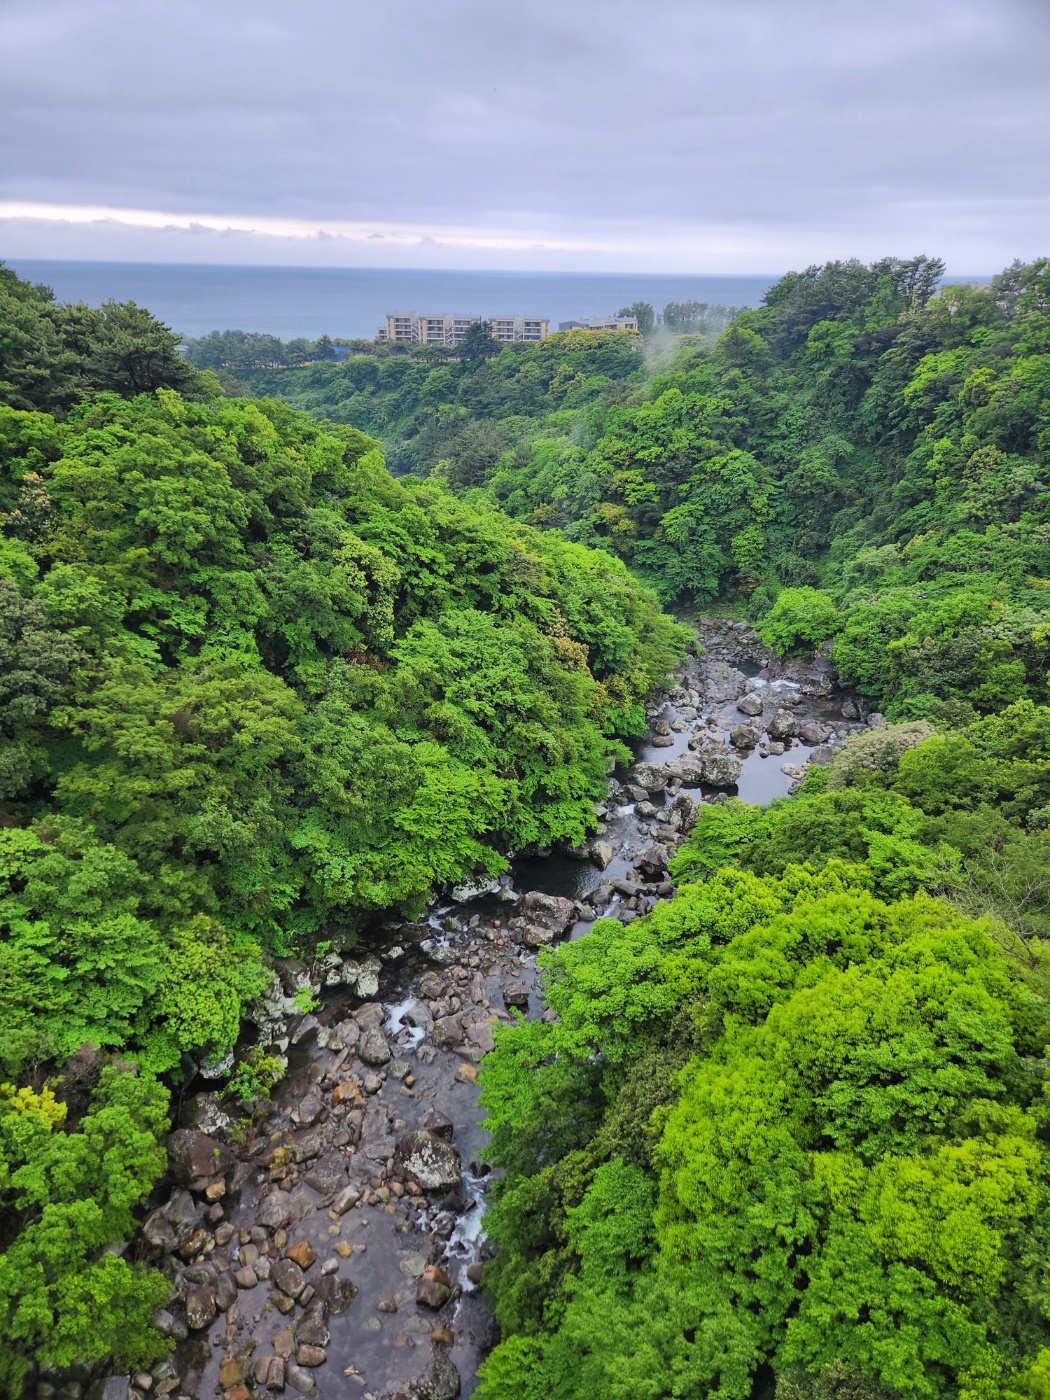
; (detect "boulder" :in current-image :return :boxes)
[664,754,706,786]
[271,1258,306,1298]
[636,844,669,877]
[395,1129,463,1192]
[730,724,759,750]
[768,708,798,740]
[358,1024,391,1066]
[702,753,742,787]
[285,1362,318,1396]
[419,1108,455,1141]
[142,1189,202,1252]
[292,1129,325,1163]
[736,692,764,717]
[286,1238,315,1270]
[415,1351,462,1400]
[303,1151,348,1199]
[809,744,834,765]
[295,1088,325,1127]
[215,1271,238,1311]
[85,1381,130,1400]
[799,720,830,745]
[416,1264,452,1309]
[449,875,501,902]
[296,1297,329,1346]
[432,1014,465,1047]
[166,1130,232,1185]
[313,1273,358,1314]
[667,793,698,834]
[520,891,575,937]
[184,1283,217,1330]
[255,1189,295,1230]
[589,840,614,870]
[502,983,530,1009]
[627,761,668,792]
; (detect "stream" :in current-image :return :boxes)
[129,621,872,1400]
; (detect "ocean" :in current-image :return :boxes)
[4,260,782,341]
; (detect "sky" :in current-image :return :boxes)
[0,0,1047,274]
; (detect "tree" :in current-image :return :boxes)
[617,301,655,335]
[459,320,500,365]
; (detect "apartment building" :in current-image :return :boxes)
[557,316,639,333]
[377,312,550,346]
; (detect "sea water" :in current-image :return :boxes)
[4,259,779,341]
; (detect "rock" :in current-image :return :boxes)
[841,698,860,720]
[768,708,798,740]
[284,1364,318,1397]
[256,1189,295,1230]
[271,1259,306,1299]
[352,955,382,999]
[399,1252,429,1277]
[449,875,501,902]
[799,720,829,745]
[274,1329,296,1358]
[416,1264,452,1308]
[730,724,760,750]
[182,1091,235,1140]
[214,1270,237,1311]
[466,1261,485,1285]
[502,983,530,1009]
[330,1185,361,1216]
[296,1345,326,1367]
[664,754,707,786]
[354,1001,386,1030]
[85,1380,130,1400]
[809,744,834,765]
[667,793,698,834]
[289,1013,319,1046]
[303,1151,348,1198]
[454,1063,478,1084]
[234,1265,258,1289]
[142,1189,202,1252]
[395,1130,463,1192]
[286,1239,315,1270]
[627,761,668,792]
[702,753,742,787]
[219,1358,249,1389]
[358,1024,391,1066]
[184,1284,216,1330]
[332,1078,363,1108]
[196,1046,235,1079]
[520,891,575,938]
[414,1351,461,1400]
[270,1289,296,1314]
[867,712,886,729]
[295,1089,324,1127]
[313,1274,358,1314]
[465,1021,495,1053]
[419,1109,455,1141]
[432,1014,465,1047]
[132,1375,152,1393]
[636,844,669,877]
[296,1297,330,1346]
[167,1130,233,1185]
[292,1130,324,1163]
[589,840,614,870]
[736,692,764,717]
[266,1357,286,1392]
[767,741,785,756]
[651,734,675,747]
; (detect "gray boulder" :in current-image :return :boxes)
[589,840,614,870]
[395,1129,463,1192]
[184,1283,216,1330]
[703,753,742,787]
[358,1024,391,1066]
[166,1129,232,1185]
[767,708,798,741]
[736,692,763,717]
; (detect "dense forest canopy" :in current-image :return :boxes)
[4,253,1050,1398]
[0,262,682,1388]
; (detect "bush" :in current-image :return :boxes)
[759,587,842,656]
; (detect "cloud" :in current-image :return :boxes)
[1,0,1047,270]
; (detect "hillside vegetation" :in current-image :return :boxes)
[0,262,681,1388]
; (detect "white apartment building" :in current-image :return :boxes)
[557,316,639,333]
[377,312,550,346]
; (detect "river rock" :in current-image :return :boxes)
[520,889,575,945]
[215,1270,238,1310]
[736,692,764,717]
[590,840,614,870]
[730,724,759,750]
[636,844,669,877]
[867,711,886,728]
[272,1258,306,1298]
[303,1150,349,1199]
[256,1189,295,1230]
[142,1189,202,1252]
[358,1024,391,1066]
[767,708,798,740]
[667,793,698,833]
[285,1363,318,1396]
[449,875,501,901]
[296,1297,330,1346]
[810,744,834,765]
[415,1351,461,1400]
[502,983,530,1009]
[292,1129,325,1163]
[395,1130,463,1192]
[432,1014,465,1047]
[628,761,669,792]
[416,1264,452,1309]
[184,1283,216,1330]
[85,1381,131,1400]
[314,1273,358,1314]
[419,1108,455,1140]
[167,1129,233,1185]
[703,753,742,787]
[295,1087,325,1126]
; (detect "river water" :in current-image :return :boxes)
[151,626,863,1400]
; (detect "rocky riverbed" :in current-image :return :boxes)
[69,622,883,1400]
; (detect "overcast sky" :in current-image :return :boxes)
[0,0,1047,273]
